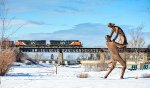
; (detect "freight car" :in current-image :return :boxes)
[0,40,14,47]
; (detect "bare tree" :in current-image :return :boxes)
[128,25,145,64]
[128,25,145,48]
[0,0,24,50]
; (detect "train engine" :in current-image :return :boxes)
[15,40,46,47]
[49,40,82,47]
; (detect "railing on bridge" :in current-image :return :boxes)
[19,48,105,53]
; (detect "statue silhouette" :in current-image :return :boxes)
[107,23,128,48]
[104,35,126,79]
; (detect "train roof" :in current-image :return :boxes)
[18,40,46,41]
[50,40,79,41]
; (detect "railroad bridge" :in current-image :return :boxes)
[19,47,150,53]
[19,47,150,65]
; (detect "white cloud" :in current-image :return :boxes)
[0,19,50,28]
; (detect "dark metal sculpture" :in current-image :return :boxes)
[104,35,126,79]
[107,23,128,48]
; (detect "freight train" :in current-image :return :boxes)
[14,40,83,47]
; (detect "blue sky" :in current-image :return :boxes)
[4,0,150,47]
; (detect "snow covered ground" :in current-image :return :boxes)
[1,64,150,88]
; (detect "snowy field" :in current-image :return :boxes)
[1,64,150,88]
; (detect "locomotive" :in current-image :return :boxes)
[16,40,46,46]
[15,40,82,47]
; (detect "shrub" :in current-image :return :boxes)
[0,48,16,76]
[142,73,150,78]
[81,60,108,72]
[77,73,89,78]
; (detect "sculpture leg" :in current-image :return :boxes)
[104,61,116,79]
[117,57,126,79]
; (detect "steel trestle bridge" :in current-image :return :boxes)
[19,47,150,53]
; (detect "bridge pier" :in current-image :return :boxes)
[100,51,104,61]
[58,49,63,65]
